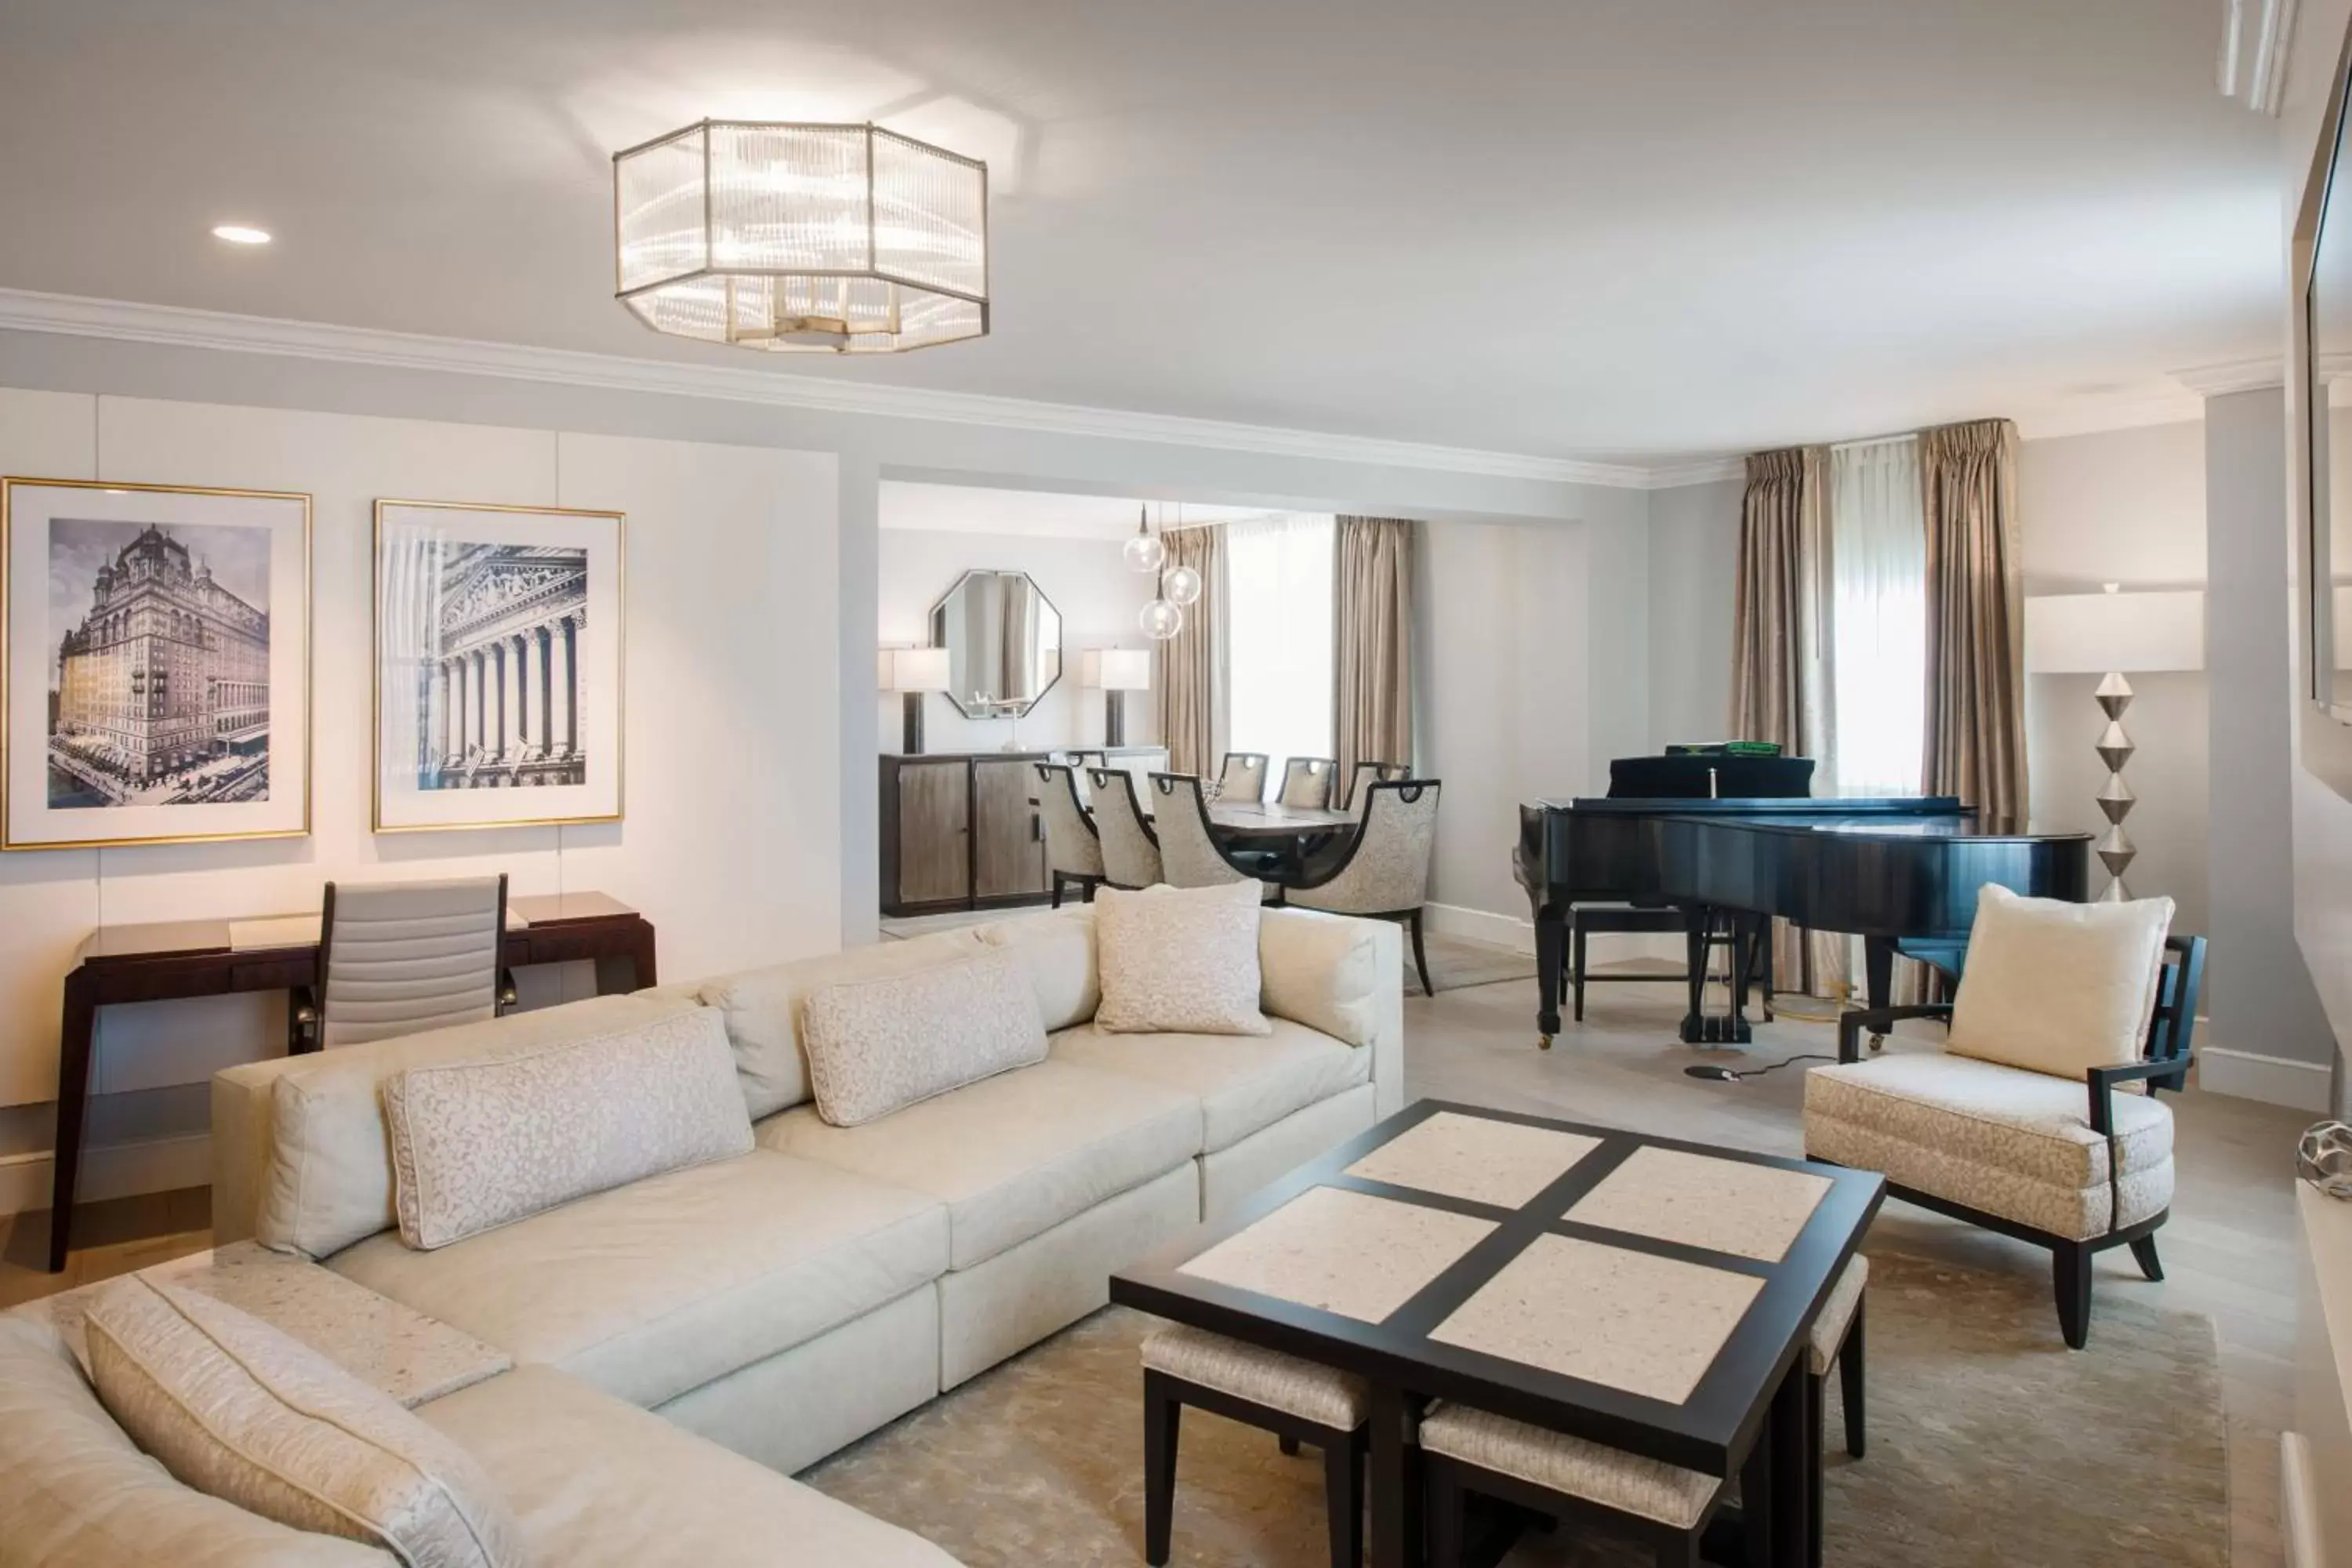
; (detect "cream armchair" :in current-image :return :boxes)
[1805,931,2204,1350]
[1287,779,1440,996]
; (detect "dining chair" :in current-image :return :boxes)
[1285,779,1441,995]
[1147,774,1279,900]
[1065,749,1107,806]
[1278,757,1338,808]
[1216,751,1269,804]
[1087,766,1163,889]
[1035,762,1105,907]
[1341,760,1409,811]
[296,874,511,1051]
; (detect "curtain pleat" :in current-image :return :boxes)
[1153,524,1227,776]
[1332,516,1415,779]
[1919,419,2028,833]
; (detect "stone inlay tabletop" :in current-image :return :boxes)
[1178,1185,1495,1323]
[1345,1109,1601,1210]
[1428,1233,1763,1403]
[1565,1145,1832,1263]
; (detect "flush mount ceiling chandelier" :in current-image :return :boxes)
[612,120,989,354]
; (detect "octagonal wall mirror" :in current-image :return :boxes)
[930,569,1063,718]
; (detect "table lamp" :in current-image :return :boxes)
[880,647,952,753]
[1081,648,1151,746]
[2024,583,2204,900]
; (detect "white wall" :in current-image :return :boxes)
[2017,421,2210,944]
[1646,477,1742,748]
[876,524,1158,754]
[0,387,840,1207]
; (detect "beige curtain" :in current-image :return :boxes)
[1333,516,1415,779]
[1919,419,2027,833]
[1729,446,1844,996]
[1153,524,1227,776]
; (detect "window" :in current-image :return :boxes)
[1225,514,1335,786]
[1828,437,1927,797]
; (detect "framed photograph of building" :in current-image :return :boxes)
[372,499,624,833]
[2,477,311,851]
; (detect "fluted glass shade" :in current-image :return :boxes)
[614,121,988,354]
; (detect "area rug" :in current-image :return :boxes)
[1417,932,1540,994]
[802,1249,2228,1567]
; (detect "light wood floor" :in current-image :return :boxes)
[0,962,2307,1565]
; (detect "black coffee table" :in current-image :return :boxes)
[1110,1099,1884,1567]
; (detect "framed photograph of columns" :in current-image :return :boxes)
[2,476,312,851]
[372,499,624,833]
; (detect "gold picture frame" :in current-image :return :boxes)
[2,475,313,851]
[371,498,626,833]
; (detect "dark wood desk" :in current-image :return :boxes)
[48,891,656,1271]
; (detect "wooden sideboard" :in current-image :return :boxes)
[878,747,1167,917]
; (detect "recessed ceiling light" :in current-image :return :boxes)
[211,224,271,245]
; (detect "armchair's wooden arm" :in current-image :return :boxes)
[2085,1054,2195,1135]
[1835,1003,1952,1063]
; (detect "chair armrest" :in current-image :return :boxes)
[2085,1054,2194,1135]
[1835,1004,1951,1063]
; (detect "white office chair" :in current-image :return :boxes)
[298,875,511,1051]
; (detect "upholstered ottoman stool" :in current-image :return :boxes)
[1806,1254,1867,1568]
[1139,1323,1370,1568]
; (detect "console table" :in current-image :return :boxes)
[45,891,656,1271]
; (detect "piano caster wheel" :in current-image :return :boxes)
[1538,1035,1554,1051]
[1868,1033,1886,1053]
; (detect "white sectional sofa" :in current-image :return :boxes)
[2,904,1402,1566]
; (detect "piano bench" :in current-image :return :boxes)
[1566,905,1772,1025]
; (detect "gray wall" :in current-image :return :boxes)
[1646,477,1742,748]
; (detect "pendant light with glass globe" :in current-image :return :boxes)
[1134,503,1185,641]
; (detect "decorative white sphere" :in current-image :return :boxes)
[1123,532,1167,575]
[1163,564,1203,607]
[1139,598,1184,640]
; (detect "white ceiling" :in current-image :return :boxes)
[880,482,1280,538]
[0,0,2281,464]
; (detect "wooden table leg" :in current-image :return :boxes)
[1739,1387,1773,1567]
[1768,1359,1810,1567]
[593,918,659,995]
[47,970,97,1272]
[1369,1382,1425,1568]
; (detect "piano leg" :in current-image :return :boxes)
[1679,908,1758,1046]
[1679,908,1709,1044]
[1726,914,1759,1044]
[1863,936,1895,1052]
[1535,914,1566,1048]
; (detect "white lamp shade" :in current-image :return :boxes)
[1081,648,1152,691]
[2025,590,2204,673]
[880,646,953,691]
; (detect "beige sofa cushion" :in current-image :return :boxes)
[759,1059,1202,1270]
[83,1276,518,1568]
[329,1150,947,1410]
[0,1312,396,1567]
[1049,1017,1371,1153]
[977,907,1101,1030]
[1945,886,2174,1080]
[804,949,1047,1127]
[1094,881,1272,1036]
[1258,907,1387,1048]
[384,1007,753,1249]
[697,930,989,1119]
[254,991,704,1260]
[419,1363,960,1567]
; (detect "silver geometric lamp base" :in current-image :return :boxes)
[2093,670,2135,902]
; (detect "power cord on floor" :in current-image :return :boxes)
[1683,1053,1835,1083]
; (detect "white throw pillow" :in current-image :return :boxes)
[1094,881,1274,1036]
[802,947,1049,1127]
[383,1006,753,1250]
[83,1274,520,1568]
[1945,884,2175,1080]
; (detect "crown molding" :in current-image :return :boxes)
[1636,456,1746,488]
[2171,355,2287,396]
[0,288,1670,490]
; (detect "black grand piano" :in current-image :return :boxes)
[1514,751,2091,1047]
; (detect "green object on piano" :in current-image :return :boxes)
[1663,741,1786,758]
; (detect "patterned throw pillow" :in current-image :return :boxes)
[1094,880,1273,1036]
[383,1006,753,1250]
[802,948,1049,1127]
[83,1274,520,1568]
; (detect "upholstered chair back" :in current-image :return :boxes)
[1034,764,1104,880]
[1148,774,1253,890]
[318,875,506,1050]
[1289,782,1441,917]
[1278,757,1338,808]
[1216,752,1269,804]
[1087,767,1163,888]
[1065,750,1106,807]
[1345,760,1410,811]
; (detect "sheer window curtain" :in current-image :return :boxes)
[1829,437,1928,799]
[1227,514,1336,787]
